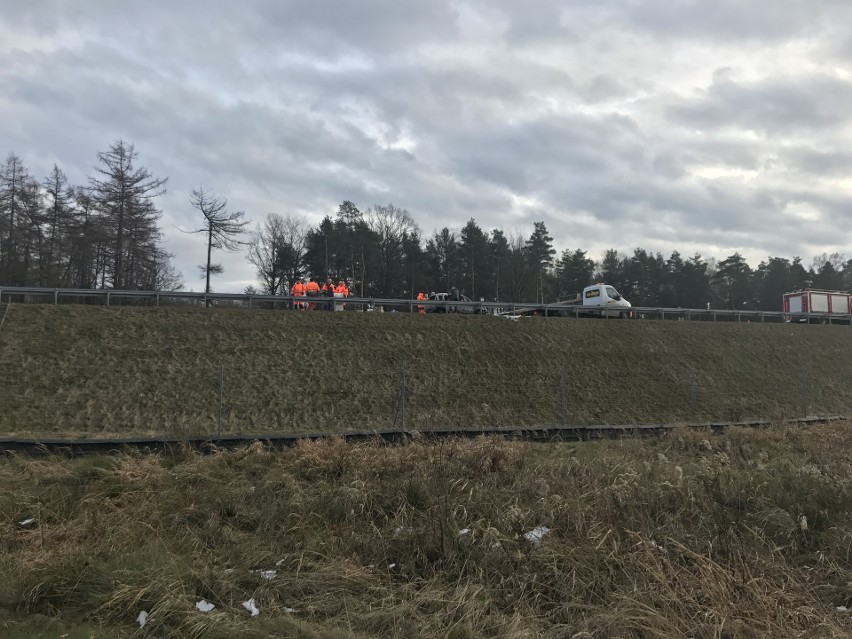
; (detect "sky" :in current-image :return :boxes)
[1,0,851,292]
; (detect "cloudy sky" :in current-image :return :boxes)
[2,0,851,291]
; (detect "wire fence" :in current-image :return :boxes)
[0,359,844,441]
[0,288,849,440]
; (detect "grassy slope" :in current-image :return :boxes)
[2,426,852,637]
[0,304,851,437]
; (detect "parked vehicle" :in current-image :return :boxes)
[505,284,632,318]
[426,292,488,314]
[784,289,851,324]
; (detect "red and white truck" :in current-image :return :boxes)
[784,289,851,324]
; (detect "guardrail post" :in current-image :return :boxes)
[156,293,160,308]
[217,364,224,436]
[106,292,110,307]
[560,367,567,426]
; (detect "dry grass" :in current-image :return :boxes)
[3,424,852,637]
[0,305,851,438]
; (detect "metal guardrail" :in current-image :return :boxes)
[0,286,850,324]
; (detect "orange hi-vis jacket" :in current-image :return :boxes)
[291,281,305,296]
[335,282,349,296]
[305,281,320,295]
[416,292,425,302]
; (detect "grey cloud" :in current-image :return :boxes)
[780,147,852,177]
[618,0,852,42]
[667,74,852,134]
[1,0,851,289]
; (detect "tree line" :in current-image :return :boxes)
[248,202,852,312]
[2,144,850,312]
[0,142,181,291]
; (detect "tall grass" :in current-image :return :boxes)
[2,424,852,637]
[1,305,851,438]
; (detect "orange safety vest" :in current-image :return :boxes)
[335,283,348,296]
[305,281,320,295]
[291,282,304,296]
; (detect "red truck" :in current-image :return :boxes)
[784,289,851,324]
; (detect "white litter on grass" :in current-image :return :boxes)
[458,528,471,536]
[136,611,148,628]
[223,568,236,574]
[242,598,260,617]
[195,600,215,613]
[837,606,848,612]
[251,569,277,581]
[524,526,551,544]
[799,515,809,532]
[283,607,296,614]
[275,558,287,567]
[388,563,396,569]
[18,518,35,527]
[648,540,667,554]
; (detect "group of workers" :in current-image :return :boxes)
[288,280,460,314]
[290,278,349,311]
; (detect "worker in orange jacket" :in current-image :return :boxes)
[305,279,320,310]
[290,280,305,310]
[334,281,348,311]
[416,292,426,314]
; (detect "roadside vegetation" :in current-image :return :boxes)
[3,424,852,637]
[1,304,851,438]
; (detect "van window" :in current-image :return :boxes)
[585,288,600,299]
[605,287,620,299]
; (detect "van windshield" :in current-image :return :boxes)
[606,287,620,299]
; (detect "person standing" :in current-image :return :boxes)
[305,279,320,310]
[325,278,336,310]
[416,292,426,314]
[449,286,460,313]
[334,280,348,311]
[291,279,305,310]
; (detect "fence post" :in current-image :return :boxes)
[217,364,224,437]
[799,370,809,418]
[559,367,567,426]
[156,293,160,308]
[400,366,407,430]
[689,368,697,420]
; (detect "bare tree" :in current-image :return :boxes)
[187,185,248,299]
[366,203,419,297]
[247,212,307,294]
